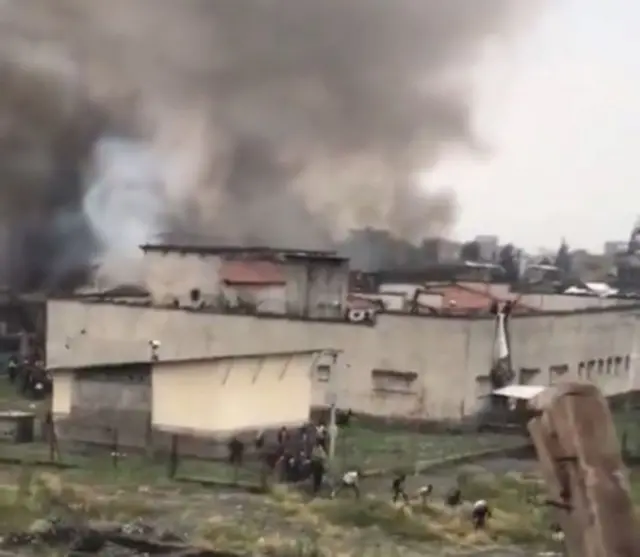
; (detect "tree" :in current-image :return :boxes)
[555,239,572,276]
[460,240,481,262]
[499,243,519,282]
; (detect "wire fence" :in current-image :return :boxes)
[0,414,531,497]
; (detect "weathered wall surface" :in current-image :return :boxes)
[47,300,335,365]
[52,370,72,416]
[508,310,637,395]
[142,251,222,306]
[55,365,152,448]
[47,299,640,422]
[221,284,286,314]
[47,300,491,421]
[517,293,635,311]
[282,260,348,319]
[152,354,313,435]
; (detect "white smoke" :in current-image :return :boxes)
[82,136,165,283]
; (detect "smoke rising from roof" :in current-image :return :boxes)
[0,0,539,290]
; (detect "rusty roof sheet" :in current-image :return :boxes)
[220,260,285,285]
[423,283,536,314]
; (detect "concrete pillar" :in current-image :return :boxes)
[528,383,640,557]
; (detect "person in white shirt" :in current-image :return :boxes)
[331,468,361,499]
[471,499,491,529]
[417,484,433,506]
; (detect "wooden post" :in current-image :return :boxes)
[45,410,59,463]
[328,402,338,464]
[167,435,179,479]
[528,383,640,557]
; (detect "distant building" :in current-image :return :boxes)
[419,238,461,263]
[474,235,499,262]
[603,241,628,258]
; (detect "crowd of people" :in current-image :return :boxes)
[5,355,51,400]
[226,418,495,530]
[227,416,352,493]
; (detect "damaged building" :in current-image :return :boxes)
[139,244,349,318]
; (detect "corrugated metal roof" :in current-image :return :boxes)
[220,260,285,285]
[493,385,546,400]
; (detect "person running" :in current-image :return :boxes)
[471,499,491,529]
[391,472,410,504]
[417,484,433,506]
[309,441,328,495]
[332,468,361,499]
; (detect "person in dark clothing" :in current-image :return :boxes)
[309,441,328,495]
[7,356,17,383]
[446,487,462,507]
[315,422,328,452]
[284,452,301,482]
[255,432,265,450]
[299,425,309,447]
[277,426,289,447]
[391,473,410,504]
[228,437,245,466]
[471,499,491,529]
[298,451,312,480]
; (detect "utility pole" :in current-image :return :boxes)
[327,352,340,465]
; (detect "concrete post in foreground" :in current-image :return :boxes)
[528,383,640,557]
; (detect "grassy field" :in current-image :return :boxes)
[0,375,637,555]
[0,424,528,490]
[335,425,527,474]
[0,461,619,556]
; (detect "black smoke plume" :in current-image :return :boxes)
[0,0,540,291]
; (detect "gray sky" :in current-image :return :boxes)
[429,0,640,253]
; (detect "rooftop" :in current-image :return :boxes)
[220,260,285,286]
[423,283,536,314]
[49,348,340,372]
[139,243,347,262]
[50,295,640,321]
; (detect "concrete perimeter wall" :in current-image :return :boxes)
[47,299,640,422]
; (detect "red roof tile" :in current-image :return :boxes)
[220,260,285,286]
[423,283,535,314]
[429,285,493,310]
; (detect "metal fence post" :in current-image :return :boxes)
[168,434,179,479]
